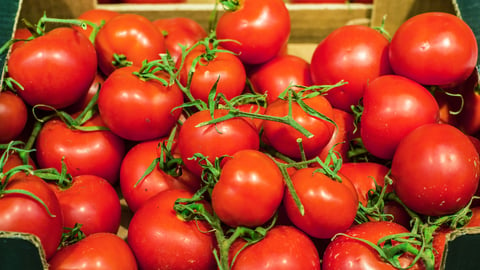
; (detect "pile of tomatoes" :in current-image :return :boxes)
[1,0,479,269]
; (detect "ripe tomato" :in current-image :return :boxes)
[216,0,291,65]
[322,221,424,270]
[73,8,120,39]
[48,232,138,270]
[0,173,63,259]
[65,72,104,114]
[249,54,313,104]
[389,12,478,86]
[177,109,260,177]
[49,175,122,236]
[211,149,284,227]
[95,13,166,76]
[152,17,207,63]
[360,75,440,160]
[177,43,247,103]
[262,93,335,160]
[35,113,126,185]
[97,65,184,141]
[127,189,216,270]
[310,25,392,112]
[0,91,27,143]
[230,225,321,269]
[11,27,32,52]
[392,123,480,216]
[7,27,97,109]
[283,167,358,239]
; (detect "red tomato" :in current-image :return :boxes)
[310,25,392,112]
[152,17,207,63]
[235,103,267,131]
[49,175,122,236]
[73,8,120,39]
[0,173,63,259]
[35,114,126,185]
[322,221,424,270]
[127,189,216,270]
[97,65,184,141]
[392,123,480,216]
[177,109,260,177]
[0,91,27,143]
[283,167,358,238]
[120,138,198,212]
[216,0,291,65]
[95,13,166,76]
[230,225,321,269]
[177,43,247,102]
[211,149,284,227]
[389,12,478,86]
[360,75,440,160]
[7,27,97,109]
[11,27,32,52]
[65,72,104,114]
[48,232,138,270]
[262,93,336,160]
[249,54,313,104]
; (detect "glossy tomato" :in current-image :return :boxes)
[389,12,478,86]
[73,8,120,39]
[392,123,480,216]
[97,65,184,141]
[7,27,97,109]
[48,232,138,270]
[310,25,392,112]
[127,189,216,270]
[0,91,27,143]
[216,0,291,65]
[360,75,440,160]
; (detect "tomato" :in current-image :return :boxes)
[262,93,336,160]
[360,75,440,160]
[35,113,126,185]
[283,167,358,238]
[177,109,260,177]
[392,123,480,216]
[211,149,284,227]
[127,189,216,270]
[48,232,138,270]
[49,175,122,236]
[322,221,424,270]
[11,27,32,52]
[249,54,313,104]
[120,138,198,212]
[152,17,207,63]
[73,8,120,39]
[65,72,104,114]
[97,65,184,141]
[0,91,28,143]
[235,103,267,131]
[230,225,321,269]
[177,43,247,103]
[216,0,291,65]
[7,27,97,109]
[0,173,63,259]
[95,13,166,76]
[389,12,478,86]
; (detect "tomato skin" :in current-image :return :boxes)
[283,168,358,239]
[127,189,216,270]
[0,91,27,143]
[177,109,260,177]
[262,94,335,160]
[392,123,480,216]
[49,175,122,236]
[211,149,284,227]
[230,225,321,269]
[35,114,126,185]
[98,65,184,141]
[360,75,440,160]
[48,232,138,270]
[311,25,392,112]
[0,173,63,260]
[7,27,97,109]
[249,54,313,104]
[95,13,165,76]
[216,0,291,65]
[73,8,120,39]
[389,12,478,86]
